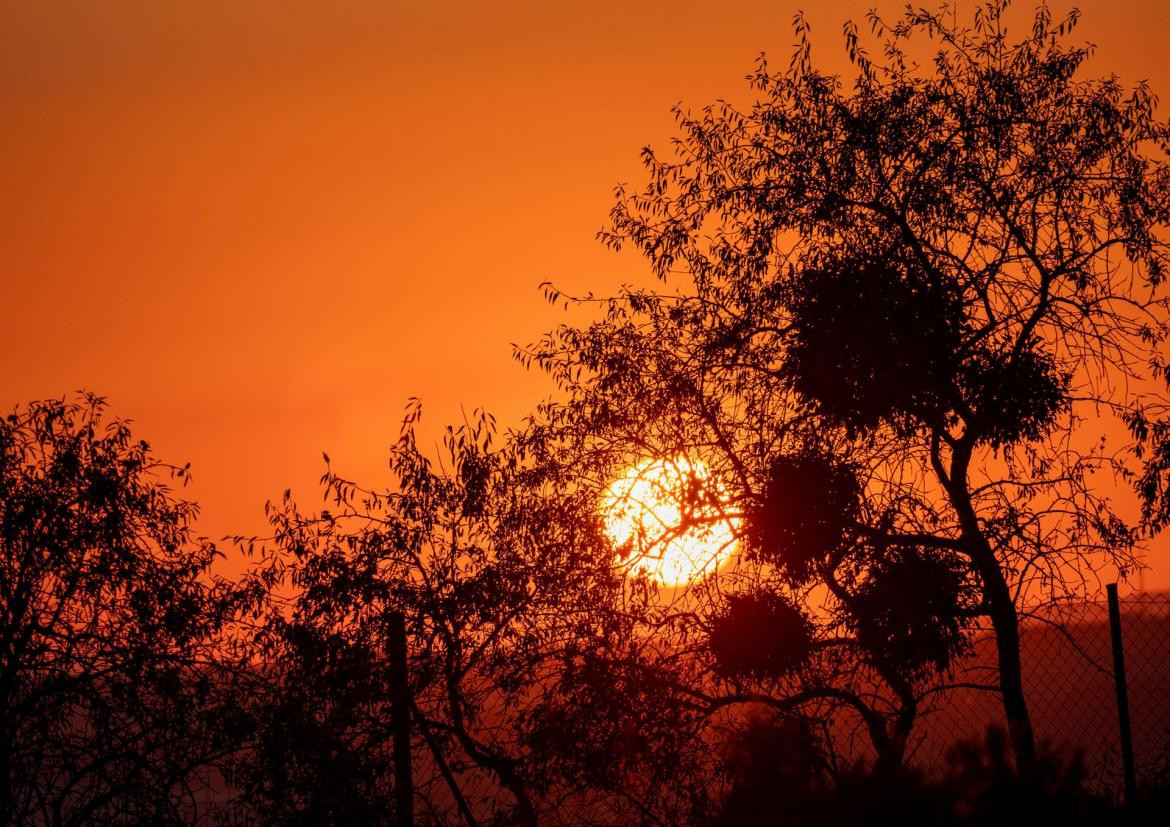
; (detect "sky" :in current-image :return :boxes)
[3,0,1169,586]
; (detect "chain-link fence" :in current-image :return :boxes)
[1113,592,1170,793]
[396,589,1170,822]
[909,588,1170,799]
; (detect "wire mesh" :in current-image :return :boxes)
[907,590,1170,799]
[396,590,1170,821]
[27,585,1166,823]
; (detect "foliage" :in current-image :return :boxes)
[0,394,241,825]
[228,404,633,824]
[524,643,712,821]
[747,453,860,583]
[710,723,1113,827]
[782,254,966,433]
[232,620,397,826]
[844,549,973,678]
[520,0,1170,769]
[707,591,813,680]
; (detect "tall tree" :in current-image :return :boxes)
[521,0,1170,765]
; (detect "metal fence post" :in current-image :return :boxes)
[1106,583,1137,805]
[389,610,414,827]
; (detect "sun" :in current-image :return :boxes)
[601,455,741,586]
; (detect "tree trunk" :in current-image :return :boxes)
[871,662,916,776]
[960,526,1037,765]
[938,436,1037,766]
[983,574,1036,766]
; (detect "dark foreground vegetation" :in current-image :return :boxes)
[5,2,1170,824]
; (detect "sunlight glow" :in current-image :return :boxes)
[602,455,741,586]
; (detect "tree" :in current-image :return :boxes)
[521,0,1170,767]
[0,395,243,825]
[230,404,629,824]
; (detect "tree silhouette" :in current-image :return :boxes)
[230,404,626,824]
[0,395,243,825]
[521,0,1170,767]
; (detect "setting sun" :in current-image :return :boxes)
[602,455,741,585]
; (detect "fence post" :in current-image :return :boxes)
[1106,583,1137,805]
[389,610,414,827]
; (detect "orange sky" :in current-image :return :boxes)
[3,0,1168,586]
